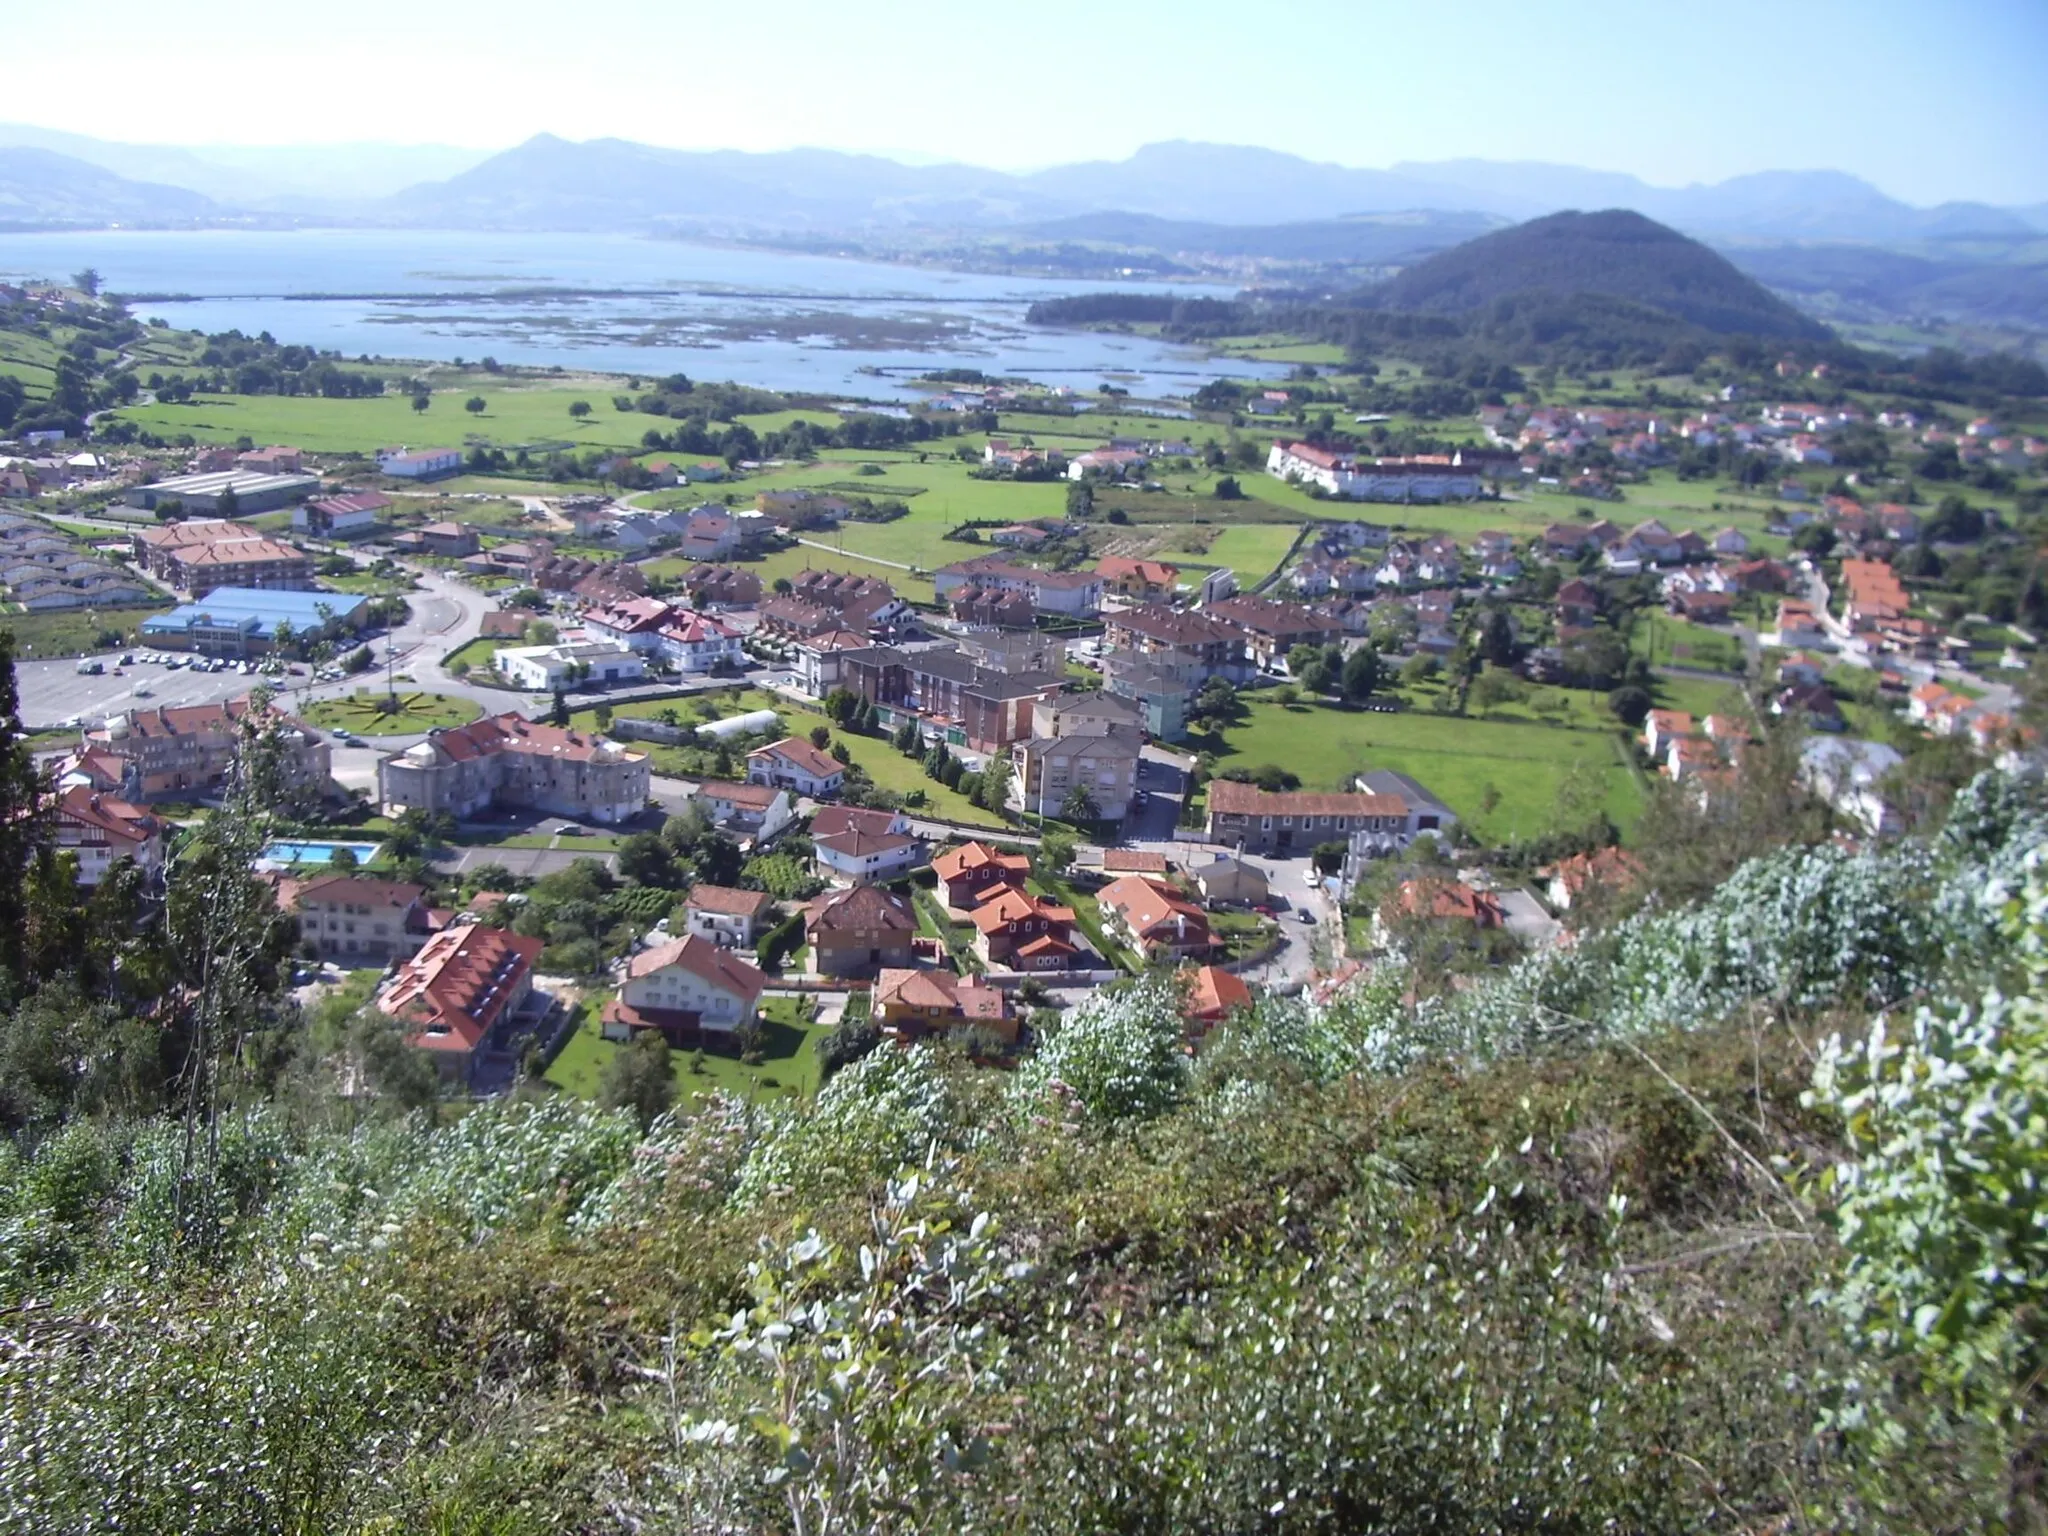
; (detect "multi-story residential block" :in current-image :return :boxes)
[282,874,433,963]
[378,714,650,824]
[1101,605,1254,684]
[1009,722,1143,821]
[381,926,544,1082]
[132,518,313,590]
[836,645,1064,754]
[83,696,333,802]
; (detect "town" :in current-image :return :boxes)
[0,265,2040,1104]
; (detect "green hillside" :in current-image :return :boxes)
[1365,208,1832,339]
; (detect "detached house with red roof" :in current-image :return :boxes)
[968,886,1078,970]
[932,839,1030,910]
[49,785,164,886]
[746,736,846,798]
[1098,875,1211,961]
[681,884,776,948]
[873,967,1015,1044]
[604,934,766,1047]
[381,926,544,1083]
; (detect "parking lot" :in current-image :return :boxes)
[18,650,270,730]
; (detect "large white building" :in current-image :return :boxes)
[1267,441,1486,502]
[491,642,647,691]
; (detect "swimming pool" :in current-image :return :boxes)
[259,839,384,867]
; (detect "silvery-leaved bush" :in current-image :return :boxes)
[1808,847,2048,1425]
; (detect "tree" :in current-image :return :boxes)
[216,484,239,519]
[809,725,832,750]
[1213,475,1243,500]
[1480,608,1516,668]
[464,396,486,416]
[568,400,592,420]
[598,1028,675,1130]
[1061,784,1099,823]
[72,267,102,297]
[1608,685,1653,727]
[410,392,430,415]
[551,688,569,727]
[893,717,920,754]
[1791,523,1836,558]
[1342,644,1382,702]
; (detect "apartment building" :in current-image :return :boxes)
[378,714,650,824]
[132,519,314,590]
[83,696,333,802]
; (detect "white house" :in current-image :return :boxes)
[492,643,647,691]
[680,884,775,947]
[376,447,463,479]
[745,736,846,798]
[813,822,924,885]
[605,935,766,1042]
[655,609,744,673]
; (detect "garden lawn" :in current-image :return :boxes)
[1192,695,1643,844]
[1629,613,1748,674]
[544,994,825,1105]
[301,690,482,736]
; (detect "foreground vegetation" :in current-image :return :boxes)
[0,602,2041,1531]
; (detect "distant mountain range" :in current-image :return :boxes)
[5,127,2044,242]
[2,127,2045,339]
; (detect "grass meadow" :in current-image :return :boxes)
[1190,693,1644,844]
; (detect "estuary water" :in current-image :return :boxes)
[0,228,1282,400]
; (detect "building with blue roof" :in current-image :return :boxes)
[140,586,372,657]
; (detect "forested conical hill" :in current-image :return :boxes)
[1365,208,1833,340]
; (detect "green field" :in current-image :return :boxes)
[106,386,663,455]
[0,604,171,658]
[1193,695,1644,844]
[301,690,482,736]
[544,994,825,1104]
[0,328,60,397]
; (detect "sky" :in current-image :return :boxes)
[6,0,2045,205]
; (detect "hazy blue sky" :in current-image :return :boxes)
[11,0,2045,204]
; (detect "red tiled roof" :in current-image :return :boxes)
[292,874,423,909]
[626,933,766,1004]
[1206,781,1407,819]
[381,927,542,1052]
[684,883,774,918]
[932,840,1030,883]
[1185,964,1252,1021]
[1099,875,1208,942]
[750,735,842,779]
[806,884,916,937]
